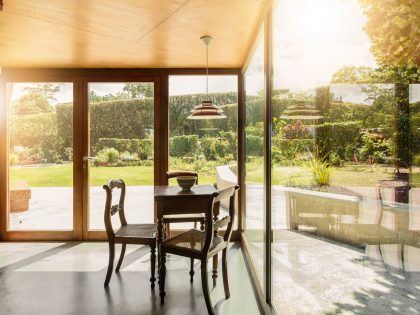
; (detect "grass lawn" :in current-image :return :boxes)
[11,162,420,188]
[246,159,420,187]
[10,163,216,187]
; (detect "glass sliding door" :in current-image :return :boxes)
[87,82,155,231]
[270,1,420,313]
[243,30,265,287]
[7,82,74,230]
[168,75,238,229]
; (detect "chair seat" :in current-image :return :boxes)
[115,224,157,244]
[161,229,226,256]
[163,213,204,223]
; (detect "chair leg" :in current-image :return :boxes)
[201,259,214,315]
[193,221,198,229]
[115,243,126,272]
[222,249,230,299]
[189,258,195,283]
[165,223,170,240]
[212,254,218,287]
[200,220,205,231]
[104,241,115,287]
[159,250,167,305]
[150,245,156,290]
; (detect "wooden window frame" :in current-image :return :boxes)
[0,68,242,241]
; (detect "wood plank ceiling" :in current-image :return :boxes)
[0,0,266,68]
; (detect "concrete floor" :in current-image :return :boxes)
[245,231,420,315]
[0,242,260,315]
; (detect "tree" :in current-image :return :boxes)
[123,83,154,98]
[23,83,60,102]
[359,0,420,67]
[359,0,419,174]
[12,93,52,115]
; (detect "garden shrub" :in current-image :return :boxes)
[138,138,153,160]
[272,139,314,163]
[282,121,310,139]
[95,148,120,165]
[357,130,392,164]
[169,92,238,136]
[169,135,199,157]
[246,135,263,156]
[95,138,134,154]
[200,137,218,161]
[315,121,362,161]
[9,153,19,166]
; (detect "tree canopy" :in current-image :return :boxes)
[359,0,419,68]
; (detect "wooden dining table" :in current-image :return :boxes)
[154,184,220,281]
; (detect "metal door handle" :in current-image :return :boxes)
[83,156,95,161]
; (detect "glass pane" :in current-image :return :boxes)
[271,1,419,313]
[8,83,73,230]
[243,32,265,285]
[88,83,154,230]
[168,75,238,229]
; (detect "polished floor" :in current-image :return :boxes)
[0,242,260,315]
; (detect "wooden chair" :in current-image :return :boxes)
[103,179,157,289]
[164,170,205,282]
[158,185,239,315]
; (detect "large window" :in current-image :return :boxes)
[243,31,265,286]
[88,82,155,230]
[269,0,419,313]
[168,75,238,229]
[7,82,73,230]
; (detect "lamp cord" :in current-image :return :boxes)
[206,44,208,96]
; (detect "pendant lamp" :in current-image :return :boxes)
[187,36,226,120]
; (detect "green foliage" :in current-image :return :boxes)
[95,138,133,154]
[138,139,153,160]
[123,83,154,98]
[95,148,120,165]
[307,156,330,186]
[90,98,154,144]
[246,135,263,156]
[357,130,392,164]
[272,139,314,164]
[22,84,60,102]
[359,0,419,67]
[169,92,238,136]
[12,93,52,115]
[169,135,199,157]
[315,121,363,161]
[9,153,19,166]
[281,121,310,139]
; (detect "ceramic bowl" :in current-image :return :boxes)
[176,176,196,191]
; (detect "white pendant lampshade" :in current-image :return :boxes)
[188,36,226,120]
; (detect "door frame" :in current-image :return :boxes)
[0,73,83,241]
[81,76,162,240]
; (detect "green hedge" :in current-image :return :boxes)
[246,135,263,156]
[95,138,153,160]
[169,92,238,136]
[315,121,362,160]
[169,135,199,157]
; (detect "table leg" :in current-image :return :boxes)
[157,216,164,283]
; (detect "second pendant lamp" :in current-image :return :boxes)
[187,36,226,120]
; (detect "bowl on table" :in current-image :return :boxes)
[176,176,197,191]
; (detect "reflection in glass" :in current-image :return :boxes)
[243,32,265,285]
[271,1,420,313]
[168,75,238,229]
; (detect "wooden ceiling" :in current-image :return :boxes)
[0,0,266,68]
